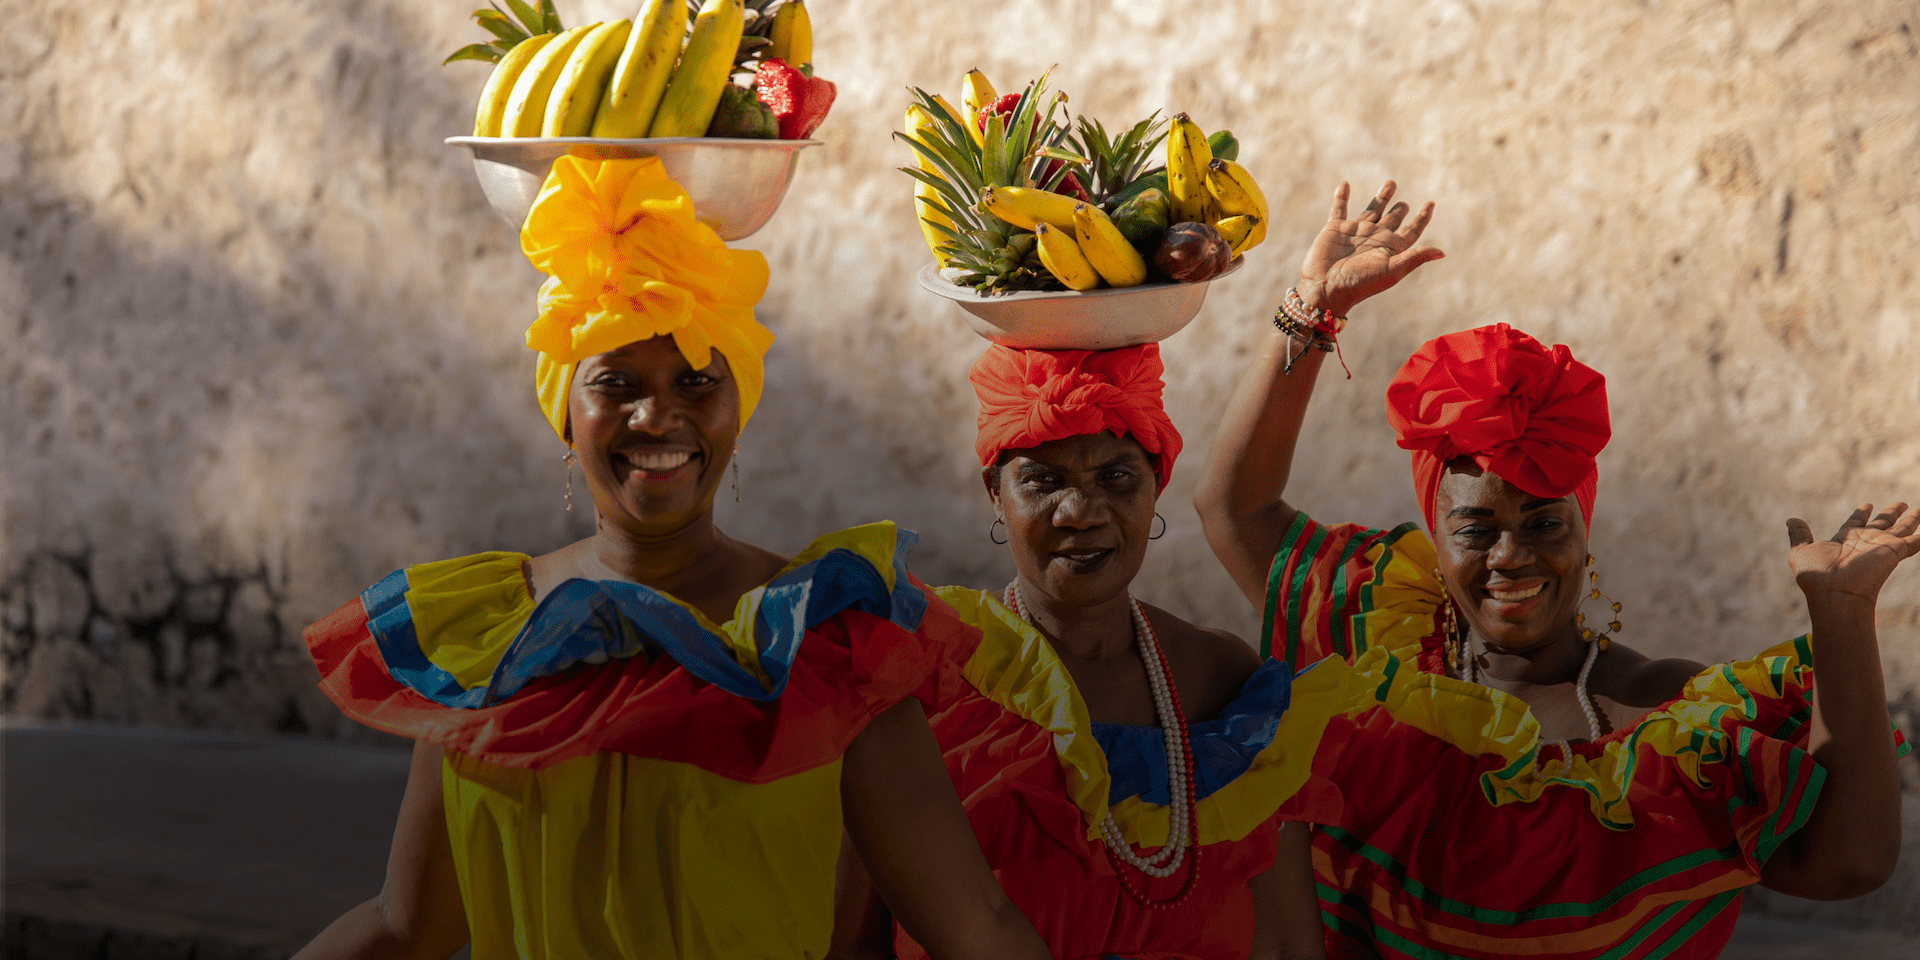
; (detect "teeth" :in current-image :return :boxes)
[1488,584,1543,602]
[629,450,692,471]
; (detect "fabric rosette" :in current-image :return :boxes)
[1383,323,1610,530]
[520,155,773,439]
[969,343,1183,492]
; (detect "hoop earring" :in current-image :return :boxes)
[563,450,576,513]
[1149,512,1167,540]
[989,518,1008,545]
[1575,554,1622,649]
[731,444,741,504]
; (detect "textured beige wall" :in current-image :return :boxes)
[3,0,1917,770]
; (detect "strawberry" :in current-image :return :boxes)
[975,92,1091,202]
[753,58,836,140]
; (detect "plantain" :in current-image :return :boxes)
[1165,113,1214,225]
[1071,202,1147,287]
[767,0,811,64]
[979,185,1078,234]
[502,24,597,137]
[474,32,556,135]
[960,69,996,146]
[1034,222,1100,291]
[1205,158,1269,252]
[544,20,632,136]
[591,0,686,137]
[1215,215,1259,257]
[648,0,746,137]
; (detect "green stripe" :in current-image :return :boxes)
[1589,898,1691,960]
[1634,890,1740,960]
[1286,524,1331,663]
[1322,531,1375,659]
[1263,511,1313,662]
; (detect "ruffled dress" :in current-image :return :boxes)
[891,586,1355,960]
[302,523,945,960]
[1264,513,1910,960]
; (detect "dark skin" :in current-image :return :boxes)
[1196,179,1917,902]
[296,336,1052,960]
[834,432,1327,960]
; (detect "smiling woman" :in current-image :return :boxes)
[289,156,1052,960]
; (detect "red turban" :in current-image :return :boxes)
[970,344,1183,492]
[1384,324,1609,532]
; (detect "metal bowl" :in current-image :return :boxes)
[446,136,821,240]
[915,259,1244,349]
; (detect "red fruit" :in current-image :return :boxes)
[1040,160,1092,203]
[753,58,836,140]
[975,93,1023,132]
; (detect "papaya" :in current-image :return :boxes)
[1111,188,1171,256]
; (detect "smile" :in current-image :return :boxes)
[614,448,699,476]
[1486,584,1544,602]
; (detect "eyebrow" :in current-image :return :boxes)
[1015,452,1143,474]
[1447,496,1570,519]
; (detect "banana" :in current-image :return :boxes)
[1206,158,1269,251]
[1034,223,1100,291]
[980,185,1077,234]
[648,0,746,137]
[768,0,812,64]
[502,24,596,137]
[961,69,996,146]
[915,181,953,264]
[474,32,556,136]
[543,20,632,136]
[930,93,970,137]
[1071,202,1147,287]
[591,0,686,137]
[1166,112,1214,225]
[1215,215,1259,257]
[904,104,941,172]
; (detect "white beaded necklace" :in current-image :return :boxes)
[1006,582,1193,878]
[1458,630,1605,765]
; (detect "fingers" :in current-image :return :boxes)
[1786,518,1814,548]
[1385,246,1447,279]
[1328,181,1351,222]
[1869,502,1909,530]
[1378,201,1413,232]
[1832,503,1874,542]
[1359,180,1397,222]
[1889,503,1920,538]
[1400,201,1437,244]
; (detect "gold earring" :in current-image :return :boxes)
[563,450,575,513]
[1436,566,1466,671]
[1575,554,1622,649]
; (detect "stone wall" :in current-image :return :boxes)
[4,0,1919,912]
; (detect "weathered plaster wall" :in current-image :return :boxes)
[4,0,1919,892]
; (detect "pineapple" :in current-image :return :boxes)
[1071,113,1169,208]
[444,0,563,64]
[899,72,1092,293]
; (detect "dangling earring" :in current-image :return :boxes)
[1436,566,1473,682]
[1575,554,1622,649]
[1148,512,1167,540]
[563,450,576,513]
[989,518,1008,544]
[731,444,741,503]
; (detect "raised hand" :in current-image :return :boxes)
[1786,502,1920,602]
[1299,180,1445,318]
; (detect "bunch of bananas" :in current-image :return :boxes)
[1165,113,1267,257]
[452,0,816,139]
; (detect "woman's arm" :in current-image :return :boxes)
[1761,502,1920,898]
[839,698,1052,960]
[1248,823,1329,960]
[291,741,470,960]
[829,832,894,960]
[1194,181,1443,609]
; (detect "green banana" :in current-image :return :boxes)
[1034,222,1100,291]
[1110,188,1170,255]
[544,20,632,136]
[474,32,555,136]
[1166,113,1214,224]
[1206,129,1239,162]
[648,0,746,137]
[502,24,596,137]
[591,0,686,137]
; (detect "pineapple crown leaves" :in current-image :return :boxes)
[687,0,786,76]
[1070,112,1168,202]
[444,0,561,65]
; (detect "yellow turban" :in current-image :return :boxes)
[520,155,773,440]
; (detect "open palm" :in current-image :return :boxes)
[1301,180,1445,318]
[1787,502,1920,601]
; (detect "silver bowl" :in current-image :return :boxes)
[446,136,821,240]
[915,259,1244,349]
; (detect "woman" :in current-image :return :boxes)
[1194,181,1915,957]
[293,157,1051,960]
[837,344,1343,960]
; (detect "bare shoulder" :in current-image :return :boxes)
[1597,642,1707,708]
[1139,602,1261,721]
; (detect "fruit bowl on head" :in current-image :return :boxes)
[916,259,1243,350]
[446,136,821,241]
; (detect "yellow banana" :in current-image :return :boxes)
[1215,215,1259,256]
[474,33,555,136]
[768,0,812,64]
[1035,223,1100,291]
[916,181,954,265]
[503,25,597,137]
[1206,159,1269,251]
[544,20,632,136]
[980,185,1077,234]
[930,93,971,139]
[961,69,996,146]
[1166,113,1214,224]
[904,104,940,171]
[591,0,686,137]
[648,0,746,137]
[1071,202,1147,287]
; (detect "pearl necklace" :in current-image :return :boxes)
[1005,582,1201,908]
[1458,630,1605,766]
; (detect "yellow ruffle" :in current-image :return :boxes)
[937,586,1365,847]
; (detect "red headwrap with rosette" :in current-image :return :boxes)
[970,344,1183,492]
[1384,324,1610,532]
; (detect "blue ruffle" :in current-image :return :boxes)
[1092,658,1297,805]
[363,527,928,708]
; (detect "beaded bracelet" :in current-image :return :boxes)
[1271,287,1350,374]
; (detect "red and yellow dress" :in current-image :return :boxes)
[1266,513,1910,960]
[894,586,1355,960]
[303,523,945,960]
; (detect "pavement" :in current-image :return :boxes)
[3,720,1915,959]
